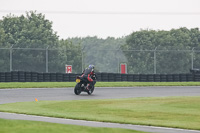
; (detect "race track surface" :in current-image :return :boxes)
[0,86,200,104]
[0,86,200,133]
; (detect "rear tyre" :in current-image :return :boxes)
[74,83,81,95]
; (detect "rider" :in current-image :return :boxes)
[81,65,96,90]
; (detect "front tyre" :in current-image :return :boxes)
[87,86,94,95]
[74,83,81,95]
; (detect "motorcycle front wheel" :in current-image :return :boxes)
[87,86,94,95]
[74,83,81,95]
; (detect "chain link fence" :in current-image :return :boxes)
[1,46,200,74]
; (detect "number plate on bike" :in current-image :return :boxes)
[76,79,80,83]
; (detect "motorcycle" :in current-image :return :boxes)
[74,74,96,95]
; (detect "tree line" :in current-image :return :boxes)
[0,11,200,73]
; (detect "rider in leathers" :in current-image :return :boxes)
[81,65,96,90]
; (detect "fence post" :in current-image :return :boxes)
[117,47,120,73]
[81,46,85,72]
[191,47,195,69]
[46,46,49,73]
[10,44,14,72]
[154,47,157,74]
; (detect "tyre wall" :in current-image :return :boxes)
[0,71,199,82]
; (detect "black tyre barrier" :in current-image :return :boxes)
[69,73,76,82]
[96,73,101,81]
[18,71,25,82]
[56,73,63,82]
[167,74,173,82]
[50,73,56,82]
[0,72,6,82]
[173,74,180,82]
[115,74,122,81]
[127,74,134,81]
[25,72,32,82]
[101,73,108,81]
[11,71,19,82]
[63,74,70,81]
[108,73,115,82]
[31,72,38,82]
[147,74,154,82]
[133,74,140,82]
[38,73,44,82]
[187,74,194,81]
[0,71,198,82]
[180,74,187,82]
[194,74,200,81]
[121,74,128,81]
[140,74,147,82]
[5,72,11,82]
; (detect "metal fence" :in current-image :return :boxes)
[1,47,200,74]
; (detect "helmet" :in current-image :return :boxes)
[89,65,94,69]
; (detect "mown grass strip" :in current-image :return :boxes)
[0,96,199,130]
[0,118,146,133]
[0,82,200,89]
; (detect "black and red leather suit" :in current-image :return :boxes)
[81,67,96,90]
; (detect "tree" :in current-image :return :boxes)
[68,36,126,73]
[0,27,10,71]
[48,39,82,73]
[0,11,59,72]
[122,28,200,74]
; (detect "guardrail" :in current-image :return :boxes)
[0,71,200,82]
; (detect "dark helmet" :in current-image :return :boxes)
[89,64,94,69]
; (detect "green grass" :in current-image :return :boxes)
[0,82,200,89]
[0,96,200,130]
[0,119,146,133]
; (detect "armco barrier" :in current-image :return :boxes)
[0,71,199,82]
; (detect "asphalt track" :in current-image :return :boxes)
[0,86,200,133]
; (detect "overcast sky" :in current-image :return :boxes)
[0,0,200,39]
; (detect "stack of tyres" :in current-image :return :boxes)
[127,74,134,81]
[18,71,25,82]
[147,74,154,82]
[31,72,38,82]
[167,74,173,82]
[38,73,44,82]
[44,73,50,82]
[95,73,101,81]
[121,74,127,81]
[0,72,6,82]
[108,73,115,82]
[101,73,108,82]
[56,73,63,82]
[133,74,140,82]
[25,72,32,82]
[63,74,70,82]
[140,74,147,82]
[180,74,187,82]
[160,74,167,82]
[69,73,76,82]
[186,74,194,81]
[50,73,56,82]
[115,74,121,81]
[11,71,19,82]
[173,74,180,82]
[5,72,11,82]
[194,74,200,81]
[154,74,161,82]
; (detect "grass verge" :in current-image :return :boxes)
[0,96,199,130]
[0,118,146,133]
[0,82,200,89]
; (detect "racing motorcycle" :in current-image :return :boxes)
[74,74,96,95]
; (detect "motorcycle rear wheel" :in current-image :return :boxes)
[74,83,81,95]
